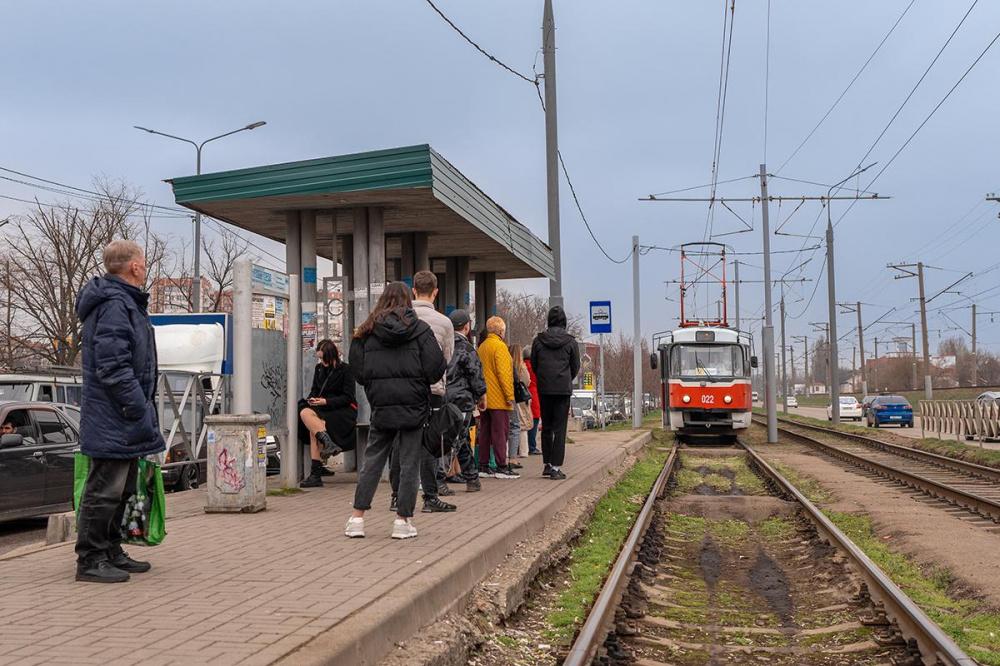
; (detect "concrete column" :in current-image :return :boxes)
[414,232,430,272]
[300,210,317,395]
[368,207,386,303]
[284,210,302,486]
[484,271,497,317]
[444,257,459,314]
[400,233,415,284]
[456,257,471,311]
[352,209,370,320]
[434,269,446,311]
[474,272,487,333]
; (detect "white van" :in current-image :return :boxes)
[0,372,83,406]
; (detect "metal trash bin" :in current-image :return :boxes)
[204,413,270,514]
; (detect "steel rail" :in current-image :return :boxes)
[562,446,678,666]
[743,442,976,666]
[773,414,1000,483]
[755,416,1000,522]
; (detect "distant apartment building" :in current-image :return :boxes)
[150,277,232,313]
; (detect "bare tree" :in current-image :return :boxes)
[5,179,171,366]
[171,228,249,312]
[494,288,582,346]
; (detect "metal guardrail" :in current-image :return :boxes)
[744,442,976,666]
[156,371,230,469]
[921,399,1000,443]
[562,446,677,666]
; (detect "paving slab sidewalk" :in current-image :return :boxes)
[0,428,649,666]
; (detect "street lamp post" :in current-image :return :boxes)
[134,121,266,311]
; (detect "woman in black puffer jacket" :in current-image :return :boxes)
[298,340,357,488]
[346,282,446,540]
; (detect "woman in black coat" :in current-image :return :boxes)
[299,340,357,487]
[345,282,446,540]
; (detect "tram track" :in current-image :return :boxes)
[754,415,1000,526]
[563,442,976,666]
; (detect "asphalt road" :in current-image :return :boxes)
[0,516,47,557]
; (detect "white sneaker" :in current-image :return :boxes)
[391,518,418,540]
[494,467,520,479]
[345,517,365,538]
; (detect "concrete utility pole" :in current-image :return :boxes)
[917,262,931,400]
[852,303,867,395]
[780,291,788,415]
[888,262,937,400]
[972,303,977,387]
[874,337,880,391]
[542,0,563,309]
[759,164,778,443]
[632,235,642,429]
[733,259,741,331]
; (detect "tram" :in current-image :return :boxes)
[650,242,757,443]
[651,326,755,442]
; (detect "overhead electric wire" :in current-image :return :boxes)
[774,0,916,174]
[0,164,288,267]
[0,192,188,219]
[422,0,537,84]
[706,0,737,241]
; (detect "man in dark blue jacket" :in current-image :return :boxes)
[74,240,165,583]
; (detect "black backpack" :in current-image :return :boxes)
[422,402,465,457]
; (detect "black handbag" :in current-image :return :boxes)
[514,380,531,404]
[423,402,464,457]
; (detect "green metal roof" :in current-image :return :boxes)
[168,144,553,280]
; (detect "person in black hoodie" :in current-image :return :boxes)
[530,306,580,480]
[346,282,447,540]
[298,339,357,488]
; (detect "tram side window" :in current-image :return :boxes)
[670,345,745,378]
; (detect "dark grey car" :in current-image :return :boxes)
[0,401,80,522]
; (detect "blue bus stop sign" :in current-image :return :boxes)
[590,301,612,334]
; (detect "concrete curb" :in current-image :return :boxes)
[280,430,653,666]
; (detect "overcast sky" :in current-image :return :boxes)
[2,1,999,364]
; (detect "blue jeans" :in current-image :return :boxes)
[507,408,521,459]
[527,417,540,453]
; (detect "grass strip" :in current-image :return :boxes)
[545,443,670,643]
[770,459,1000,664]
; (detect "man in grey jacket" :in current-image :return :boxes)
[388,271,457,513]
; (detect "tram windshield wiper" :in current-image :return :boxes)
[695,356,715,381]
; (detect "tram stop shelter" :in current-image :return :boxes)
[168,144,554,479]
[168,143,553,330]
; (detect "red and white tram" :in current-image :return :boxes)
[650,242,757,442]
[652,326,755,442]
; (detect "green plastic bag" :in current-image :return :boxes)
[73,453,166,546]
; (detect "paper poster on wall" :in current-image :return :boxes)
[302,311,317,351]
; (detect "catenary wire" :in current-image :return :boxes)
[774,0,916,174]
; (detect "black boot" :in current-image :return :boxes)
[316,432,342,457]
[109,550,151,573]
[76,560,130,583]
[300,460,324,488]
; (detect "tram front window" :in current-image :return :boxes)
[671,345,744,379]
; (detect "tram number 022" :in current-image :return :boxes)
[700,395,715,405]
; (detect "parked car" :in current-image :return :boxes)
[976,391,1000,407]
[860,394,878,419]
[752,391,760,402]
[866,395,914,428]
[828,396,863,421]
[0,400,81,522]
[785,395,798,408]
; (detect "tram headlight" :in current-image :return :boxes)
[682,394,691,404]
[724,395,733,404]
